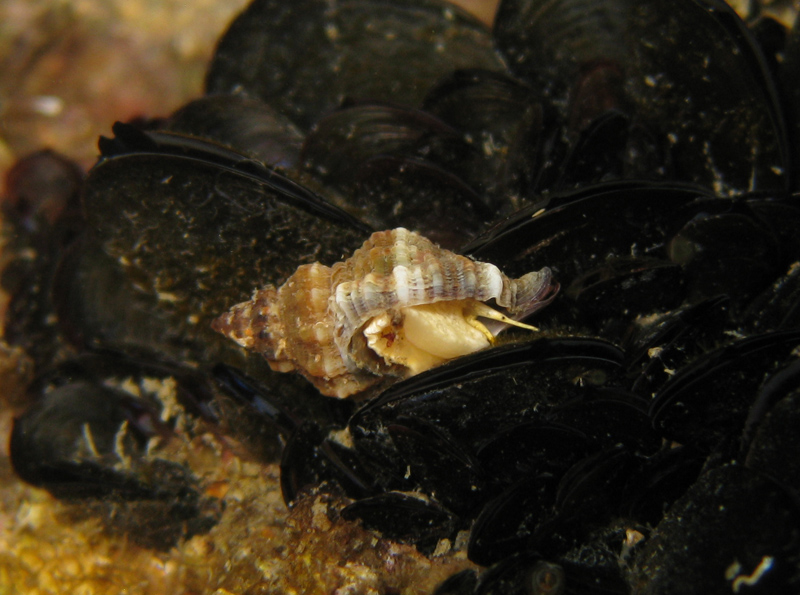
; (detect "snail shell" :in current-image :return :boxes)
[212,228,558,398]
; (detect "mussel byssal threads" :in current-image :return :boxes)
[213,228,558,397]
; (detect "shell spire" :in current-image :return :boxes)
[213,228,558,398]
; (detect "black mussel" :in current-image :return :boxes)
[2,151,86,368]
[468,474,560,566]
[280,422,378,504]
[743,364,800,493]
[52,236,198,361]
[494,0,790,194]
[10,354,222,549]
[82,123,370,366]
[166,94,305,169]
[299,102,491,246]
[618,445,706,527]
[469,553,566,595]
[464,183,708,277]
[422,69,548,209]
[742,264,800,333]
[1,149,83,232]
[301,102,467,188]
[341,491,459,555]
[549,447,643,552]
[464,183,711,337]
[350,338,627,490]
[475,421,591,488]
[564,257,686,338]
[625,295,732,397]
[11,381,163,496]
[650,329,800,455]
[631,464,800,594]
[206,0,504,130]
[353,156,490,248]
[390,415,488,514]
[666,203,782,307]
[433,568,479,595]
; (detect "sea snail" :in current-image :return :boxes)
[213,228,558,398]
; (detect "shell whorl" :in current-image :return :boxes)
[213,228,557,398]
[329,228,547,358]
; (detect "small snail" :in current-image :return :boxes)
[213,228,558,397]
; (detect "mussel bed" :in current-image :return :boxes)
[3,0,800,593]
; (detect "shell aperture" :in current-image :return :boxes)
[212,228,557,397]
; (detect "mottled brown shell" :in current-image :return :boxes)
[213,228,557,398]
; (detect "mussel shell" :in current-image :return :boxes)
[299,103,490,246]
[422,69,546,208]
[353,156,490,248]
[206,0,504,130]
[649,329,800,454]
[83,124,370,363]
[631,464,800,594]
[468,474,559,566]
[384,416,488,514]
[10,381,154,497]
[52,236,198,360]
[625,295,732,397]
[474,421,591,488]
[745,387,800,494]
[166,94,304,169]
[494,0,790,194]
[349,338,626,505]
[666,206,781,306]
[340,491,459,555]
[301,102,466,186]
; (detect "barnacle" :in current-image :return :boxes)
[213,228,557,397]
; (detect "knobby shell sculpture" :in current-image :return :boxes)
[213,228,558,397]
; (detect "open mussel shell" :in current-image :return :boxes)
[206,0,504,131]
[494,0,790,194]
[82,123,370,363]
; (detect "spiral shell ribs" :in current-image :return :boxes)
[213,228,557,397]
